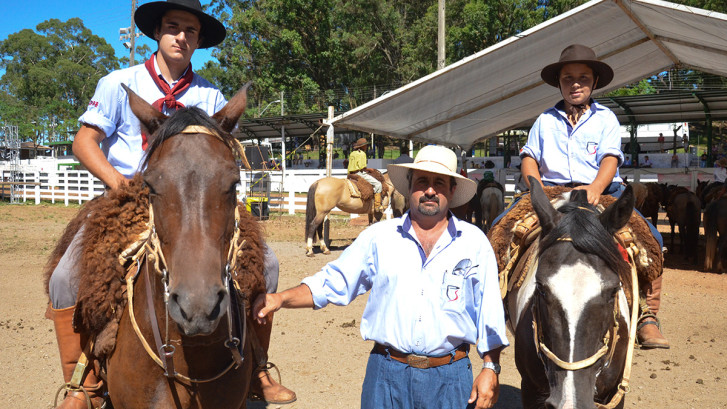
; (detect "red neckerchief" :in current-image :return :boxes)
[141,54,194,149]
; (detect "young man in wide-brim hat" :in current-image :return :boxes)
[348,137,385,210]
[49,2,295,407]
[519,43,669,349]
[252,145,508,409]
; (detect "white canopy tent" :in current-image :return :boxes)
[327,0,727,149]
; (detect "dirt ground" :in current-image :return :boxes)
[1,203,726,409]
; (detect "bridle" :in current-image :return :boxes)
[530,235,640,409]
[119,125,251,384]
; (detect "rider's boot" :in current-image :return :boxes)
[636,276,670,349]
[249,312,297,404]
[374,193,383,212]
[52,306,105,409]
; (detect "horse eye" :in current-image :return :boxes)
[144,181,158,196]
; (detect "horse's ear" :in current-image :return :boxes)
[599,185,634,234]
[529,176,558,236]
[121,84,167,137]
[213,82,251,132]
[569,189,589,205]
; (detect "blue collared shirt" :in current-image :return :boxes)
[520,99,623,185]
[302,212,509,358]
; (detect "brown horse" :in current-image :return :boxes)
[664,185,701,264]
[304,173,394,256]
[704,197,727,274]
[46,83,267,409]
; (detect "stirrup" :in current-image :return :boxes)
[53,383,106,409]
[636,312,661,332]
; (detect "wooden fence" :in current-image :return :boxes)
[1,166,716,213]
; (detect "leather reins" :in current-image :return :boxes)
[531,236,640,409]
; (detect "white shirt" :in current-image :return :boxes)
[521,100,623,185]
[714,166,727,183]
[78,59,226,177]
[302,212,509,358]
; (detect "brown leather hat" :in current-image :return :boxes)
[540,44,614,89]
[135,0,226,49]
[352,138,369,149]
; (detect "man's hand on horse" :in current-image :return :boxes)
[573,184,602,206]
[252,293,282,325]
[469,368,500,408]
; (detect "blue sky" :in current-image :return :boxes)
[0,0,215,70]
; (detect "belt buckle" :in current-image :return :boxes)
[406,354,430,369]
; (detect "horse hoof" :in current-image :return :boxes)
[322,249,331,255]
[306,251,315,257]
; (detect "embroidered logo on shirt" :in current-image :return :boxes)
[88,100,99,108]
[442,259,478,302]
[586,142,598,155]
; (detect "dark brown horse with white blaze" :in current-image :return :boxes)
[507,177,637,409]
[104,84,264,408]
[304,174,394,256]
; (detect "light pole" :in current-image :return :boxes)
[258,100,281,118]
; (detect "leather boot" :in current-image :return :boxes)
[374,193,383,212]
[248,313,297,404]
[52,306,106,409]
[637,276,670,349]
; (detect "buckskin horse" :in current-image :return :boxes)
[494,178,640,409]
[44,83,267,409]
[304,173,394,256]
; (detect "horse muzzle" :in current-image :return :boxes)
[167,285,230,336]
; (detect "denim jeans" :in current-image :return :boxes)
[361,349,474,409]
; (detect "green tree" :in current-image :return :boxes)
[0,18,118,143]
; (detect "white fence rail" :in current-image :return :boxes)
[1,166,717,212]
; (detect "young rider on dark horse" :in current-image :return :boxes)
[47,1,295,407]
[501,44,669,349]
[348,137,385,211]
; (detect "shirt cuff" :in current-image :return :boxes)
[476,334,509,358]
[300,275,329,310]
[78,111,115,140]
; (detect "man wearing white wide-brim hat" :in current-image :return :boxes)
[253,145,508,409]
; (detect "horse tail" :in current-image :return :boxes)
[704,202,717,271]
[305,182,319,241]
[686,199,700,262]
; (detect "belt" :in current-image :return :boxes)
[563,182,585,188]
[372,343,469,369]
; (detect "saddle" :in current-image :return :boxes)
[488,187,663,305]
[346,168,385,201]
[346,174,374,201]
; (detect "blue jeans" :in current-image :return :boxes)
[361,348,474,409]
[491,182,663,248]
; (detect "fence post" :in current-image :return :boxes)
[34,171,40,204]
[288,190,295,215]
[64,171,70,207]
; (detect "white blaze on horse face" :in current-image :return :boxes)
[545,260,604,405]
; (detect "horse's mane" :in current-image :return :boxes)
[141,106,241,169]
[540,199,630,282]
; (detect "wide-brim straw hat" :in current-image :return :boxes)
[352,138,369,149]
[540,44,614,89]
[135,0,226,49]
[387,145,476,209]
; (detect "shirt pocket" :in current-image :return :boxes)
[440,259,470,313]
